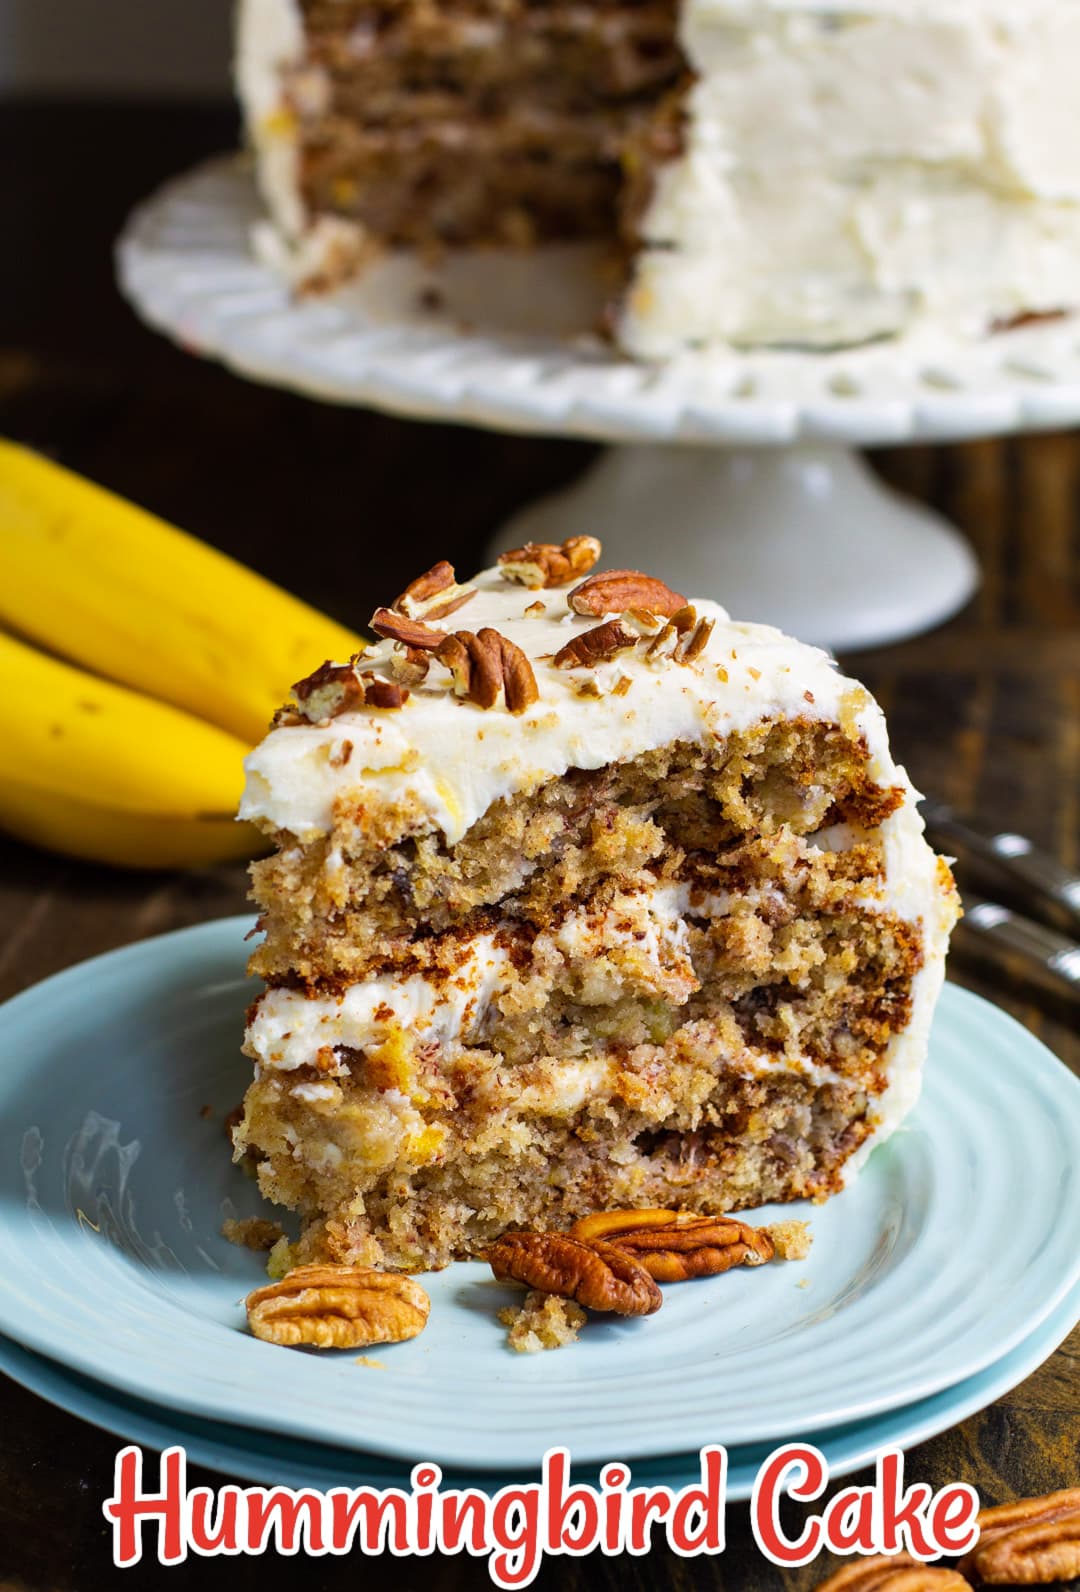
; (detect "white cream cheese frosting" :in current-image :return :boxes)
[621,0,1080,353]
[240,563,898,845]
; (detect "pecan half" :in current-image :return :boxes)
[569,1210,774,1282]
[436,628,539,713]
[960,1490,1080,1585]
[569,568,687,619]
[370,608,447,650]
[395,560,476,622]
[487,1233,662,1317]
[498,535,602,589]
[552,619,638,669]
[812,1557,969,1591]
[247,1265,430,1350]
[291,659,365,721]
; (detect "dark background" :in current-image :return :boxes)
[0,102,1077,1591]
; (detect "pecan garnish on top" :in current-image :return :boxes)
[487,1232,662,1317]
[395,560,476,623]
[436,628,539,713]
[552,619,638,670]
[569,568,687,619]
[498,535,602,589]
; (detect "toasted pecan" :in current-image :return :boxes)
[395,560,476,622]
[291,659,365,721]
[569,1209,774,1282]
[436,628,538,713]
[247,1265,430,1350]
[961,1490,1080,1585]
[498,535,602,589]
[487,1232,662,1317]
[552,619,638,670]
[370,608,447,650]
[812,1557,969,1591]
[569,568,687,619]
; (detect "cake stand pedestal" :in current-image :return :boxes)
[492,444,975,651]
[117,157,1080,651]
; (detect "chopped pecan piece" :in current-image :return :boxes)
[395,560,476,622]
[569,568,687,619]
[246,1265,430,1350]
[370,608,447,650]
[436,628,539,713]
[812,1557,969,1590]
[498,535,602,589]
[960,1490,1080,1585]
[487,1232,662,1317]
[570,1209,774,1282]
[291,659,365,721]
[360,674,409,710]
[552,619,638,669]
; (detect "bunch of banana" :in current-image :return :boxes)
[0,441,364,869]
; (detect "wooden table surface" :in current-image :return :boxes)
[0,104,1077,1591]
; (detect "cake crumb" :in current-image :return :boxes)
[766,1221,813,1261]
[221,1216,285,1253]
[498,1290,587,1353]
[199,1103,213,1120]
[354,1355,387,1369]
[797,1278,810,1289]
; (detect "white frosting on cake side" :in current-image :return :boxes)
[622,1,1080,353]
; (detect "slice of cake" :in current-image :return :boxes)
[236,0,1080,350]
[234,542,958,1272]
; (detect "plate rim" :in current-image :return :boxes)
[2,1280,1077,1499]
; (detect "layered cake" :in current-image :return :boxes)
[234,542,959,1271]
[236,0,1080,351]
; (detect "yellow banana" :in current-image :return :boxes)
[0,439,363,744]
[0,629,261,869]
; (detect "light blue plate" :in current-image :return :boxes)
[2,1282,1078,1498]
[1,918,1078,1470]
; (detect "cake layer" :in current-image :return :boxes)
[238,1061,874,1270]
[246,727,904,983]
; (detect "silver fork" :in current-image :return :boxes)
[921,800,1080,1002]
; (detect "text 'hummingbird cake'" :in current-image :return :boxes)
[235,541,959,1271]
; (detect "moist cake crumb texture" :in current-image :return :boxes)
[234,549,959,1271]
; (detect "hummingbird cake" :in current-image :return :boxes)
[233,542,959,1271]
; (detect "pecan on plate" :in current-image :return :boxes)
[395,560,476,622]
[486,1233,662,1317]
[570,1209,774,1282]
[498,535,602,589]
[436,628,539,713]
[960,1489,1080,1585]
[246,1265,430,1350]
[569,568,687,619]
[291,659,366,721]
[552,619,638,670]
[812,1556,969,1591]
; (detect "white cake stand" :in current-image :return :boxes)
[117,156,1080,650]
